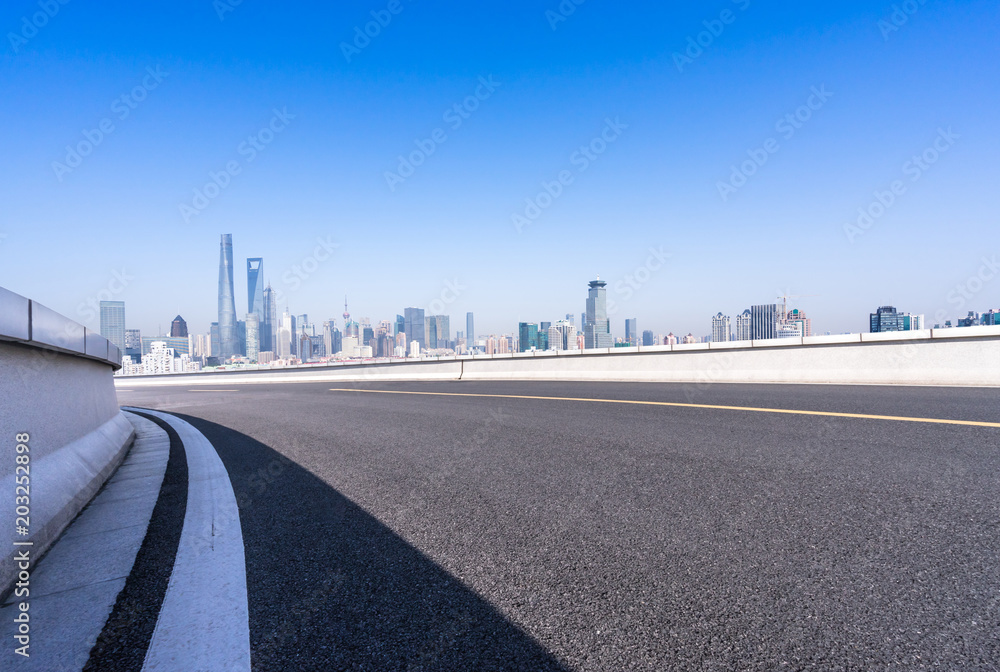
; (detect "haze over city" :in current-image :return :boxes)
[2,1,997,339]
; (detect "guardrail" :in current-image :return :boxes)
[1,286,132,597]
[115,324,1000,387]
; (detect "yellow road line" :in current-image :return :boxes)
[328,388,1000,429]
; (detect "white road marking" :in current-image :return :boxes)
[125,408,251,672]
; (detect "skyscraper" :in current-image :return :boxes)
[642,329,655,346]
[261,283,276,353]
[170,315,188,338]
[426,315,450,349]
[734,310,752,341]
[278,311,293,359]
[584,278,613,349]
[247,258,264,317]
[711,313,731,343]
[124,328,142,359]
[518,323,539,352]
[426,317,438,349]
[218,234,238,360]
[404,307,426,351]
[785,308,813,338]
[247,258,264,352]
[625,318,638,345]
[466,312,475,348]
[99,301,126,351]
[750,304,778,340]
[871,306,907,332]
[245,314,259,361]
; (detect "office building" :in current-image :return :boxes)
[625,318,638,345]
[140,336,190,356]
[554,319,576,350]
[262,284,276,353]
[584,278,613,349]
[712,313,732,343]
[751,304,778,340]
[466,312,475,348]
[124,328,142,359]
[99,301,126,351]
[278,311,293,359]
[519,323,539,352]
[785,308,813,338]
[218,234,238,359]
[236,319,246,356]
[210,322,220,356]
[425,315,450,349]
[245,314,259,361]
[170,315,188,338]
[642,330,655,346]
[870,306,910,333]
[404,307,426,351]
[247,257,264,319]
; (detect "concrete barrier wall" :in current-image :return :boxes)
[115,326,1000,388]
[0,287,132,596]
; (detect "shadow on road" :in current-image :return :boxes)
[174,413,570,672]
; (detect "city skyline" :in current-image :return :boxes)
[3,3,997,339]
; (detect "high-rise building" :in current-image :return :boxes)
[210,322,220,356]
[236,319,246,356]
[278,311,293,359]
[547,325,561,351]
[554,319,576,350]
[262,284,276,353]
[712,313,732,343]
[404,307,426,350]
[170,315,188,338]
[218,234,238,360]
[584,278,613,349]
[625,318,638,345]
[734,310,752,341]
[466,312,475,348]
[299,332,313,361]
[395,314,405,337]
[323,320,343,356]
[750,304,778,340]
[426,315,450,349]
[247,257,264,319]
[785,309,813,338]
[124,328,142,359]
[870,306,907,332]
[518,323,539,352]
[245,314,259,361]
[99,301,126,351]
[642,330,655,346]
[140,336,190,356]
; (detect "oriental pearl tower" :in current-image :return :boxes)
[343,296,350,325]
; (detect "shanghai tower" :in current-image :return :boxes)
[218,234,238,360]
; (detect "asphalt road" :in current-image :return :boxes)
[116,381,1000,671]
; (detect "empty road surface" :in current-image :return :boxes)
[114,381,1000,670]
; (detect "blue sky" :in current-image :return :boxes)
[1,0,997,338]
